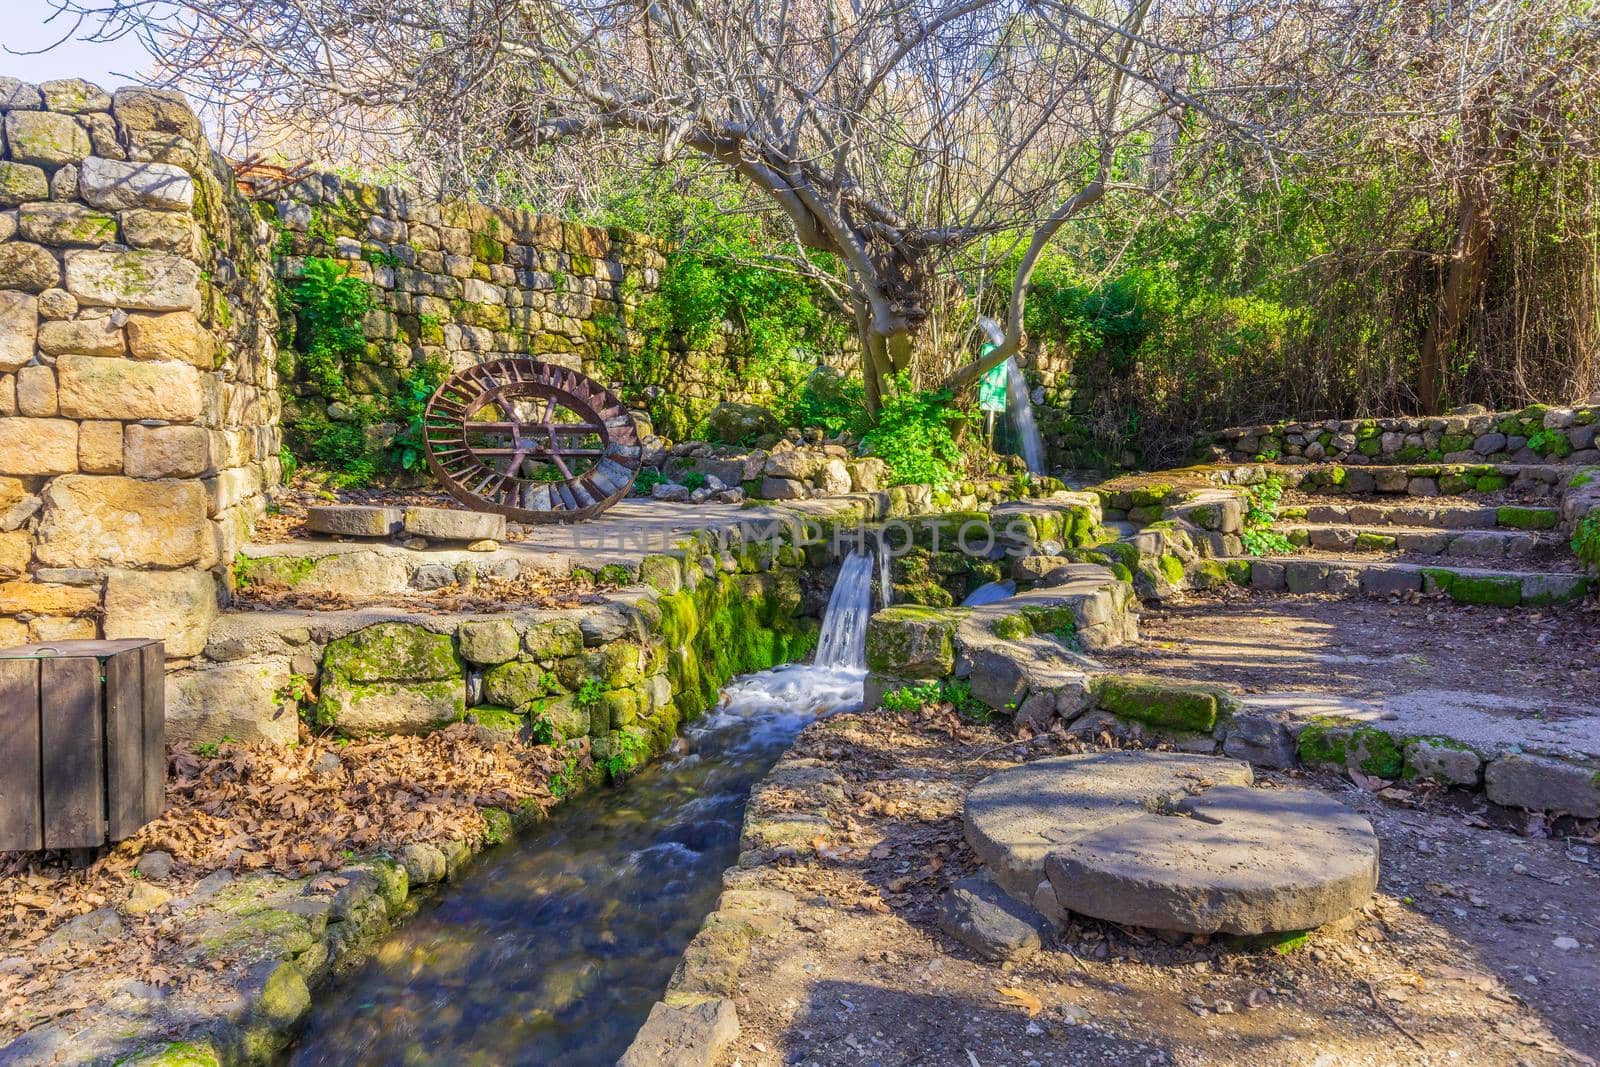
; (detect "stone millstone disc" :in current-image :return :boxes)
[964,751,1255,903]
[1044,784,1379,935]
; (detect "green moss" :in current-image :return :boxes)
[1157,554,1185,586]
[1095,675,1226,733]
[1295,717,1352,766]
[480,807,513,847]
[1422,568,1521,607]
[991,614,1031,641]
[322,622,463,683]
[1495,506,1557,531]
[469,230,504,263]
[1349,728,1403,778]
[1475,474,1509,492]
[233,553,318,589]
[1129,483,1173,507]
[1569,468,1598,489]
[1353,532,1398,551]
[124,1041,224,1067]
[468,704,526,732]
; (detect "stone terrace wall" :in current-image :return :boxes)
[1213,403,1600,467]
[268,177,805,440]
[0,76,280,656]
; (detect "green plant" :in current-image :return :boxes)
[1527,427,1573,458]
[1573,513,1600,570]
[880,678,993,723]
[550,753,581,799]
[781,366,868,436]
[1240,476,1296,556]
[860,373,968,486]
[633,468,667,495]
[387,356,449,473]
[575,677,605,711]
[680,470,709,491]
[602,731,651,780]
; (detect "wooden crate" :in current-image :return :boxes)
[0,640,165,851]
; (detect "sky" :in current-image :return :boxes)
[4,0,158,88]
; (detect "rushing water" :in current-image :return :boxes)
[876,538,893,609]
[961,579,1016,607]
[286,556,876,1067]
[814,549,875,669]
[1005,357,1047,475]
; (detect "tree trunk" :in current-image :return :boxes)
[1418,193,1494,415]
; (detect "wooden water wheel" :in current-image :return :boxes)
[422,358,642,523]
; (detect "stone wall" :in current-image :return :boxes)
[0,77,280,655]
[1213,403,1600,467]
[267,176,811,441]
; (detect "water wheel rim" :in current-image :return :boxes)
[422,358,641,523]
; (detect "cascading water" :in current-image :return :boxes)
[287,550,873,1066]
[876,537,893,609]
[814,549,875,669]
[961,579,1016,607]
[1005,357,1047,475]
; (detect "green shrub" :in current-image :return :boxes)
[860,373,968,486]
[1239,476,1296,556]
[633,468,667,495]
[680,470,709,491]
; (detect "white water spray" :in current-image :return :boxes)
[1005,358,1047,475]
[876,540,893,609]
[814,549,875,669]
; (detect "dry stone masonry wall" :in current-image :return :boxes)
[0,77,280,655]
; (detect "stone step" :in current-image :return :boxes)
[1286,501,1560,531]
[1277,524,1548,560]
[1226,556,1592,605]
[1211,461,1580,501]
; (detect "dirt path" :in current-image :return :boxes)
[1095,591,1600,708]
[714,707,1600,1066]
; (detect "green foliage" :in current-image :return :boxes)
[633,468,667,495]
[1239,476,1296,556]
[277,256,450,486]
[1573,513,1600,570]
[575,677,605,712]
[779,366,868,436]
[880,677,992,723]
[1526,427,1573,458]
[860,373,968,486]
[680,470,709,491]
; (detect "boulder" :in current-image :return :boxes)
[704,401,778,444]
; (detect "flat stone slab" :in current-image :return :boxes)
[618,997,739,1067]
[305,504,402,537]
[402,505,506,542]
[1043,783,1379,935]
[963,751,1253,901]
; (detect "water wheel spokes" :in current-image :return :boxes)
[423,358,642,523]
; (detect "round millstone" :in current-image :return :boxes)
[965,751,1378,935]
[964,750,1254,901]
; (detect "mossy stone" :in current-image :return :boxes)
[457,618,520,664]
[1422,568,1521,607]
[323,622,463,683]
[1094,675,1230,733]
[525,618,583,659]
[1495,506,1557,531]
[482,661,557,708]
[124,1042,223,1067]
[865,605,962,677]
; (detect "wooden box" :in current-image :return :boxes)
[0,640,166,851]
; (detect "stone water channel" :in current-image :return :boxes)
[283,554,878,1065]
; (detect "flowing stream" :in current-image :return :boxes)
[1005,357,1047,475]
[286,553,875,1066]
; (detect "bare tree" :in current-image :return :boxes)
[51,0,1566,409]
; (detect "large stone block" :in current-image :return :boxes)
[0,417,78,475]
[0,163,48,208]
[77,156,195,212]
[0,530,30,579]
[15,364,56,416]
[0,242,61,292]
[0,78,43,112]
[63,249,200,311]
[111,88,203,141]
[125,311,213,366]
[1485,754,1600,817]
[36,474,211,568]
[166,659,297,745]
[4,111,91,166]
[0,579,99,616]
[123,423,212,478]
[103,567,218,658]
[57,353,204,422]
[120,208,198,255]
[304,505,401,537]
[0,291,37,371]
[39,79,111,114]
[319,622,467,735]
[402,506,505,542]
[865,605,962,678]
[36,314,125,356]
[17,203,117,246]
[77,419,123,473]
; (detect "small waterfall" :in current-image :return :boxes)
[961,579,1016,607]
[1005,358,1047,475]
[815,549,875,670]
[876,540,893,609]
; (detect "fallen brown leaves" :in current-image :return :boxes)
[0,725,579,953]
[234,569,613,614]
